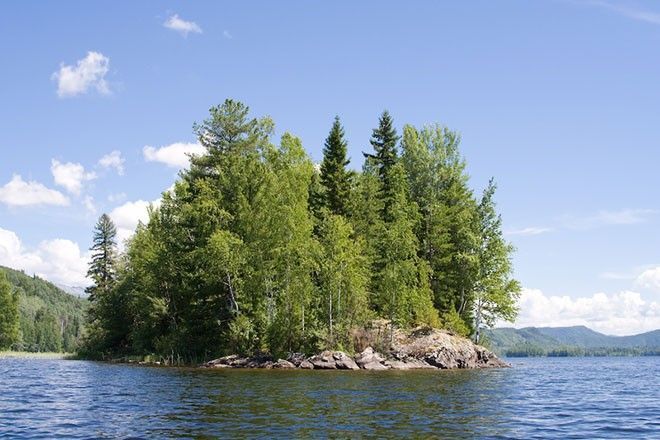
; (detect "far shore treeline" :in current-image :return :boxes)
[79,99,520,362]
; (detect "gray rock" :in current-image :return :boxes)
[299,360,314,369]
[271,359,296,369]
[361,361,390,370]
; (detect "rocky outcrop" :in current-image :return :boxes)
[201,326,508,371]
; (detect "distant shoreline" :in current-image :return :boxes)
[0,351,73,360]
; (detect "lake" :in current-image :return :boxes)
[0,357,658,439]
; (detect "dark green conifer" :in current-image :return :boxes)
[320,116,351,216]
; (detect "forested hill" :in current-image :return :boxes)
[0,266,87,352]
[485,326,660,357]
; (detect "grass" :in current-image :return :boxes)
[0,351,75,360]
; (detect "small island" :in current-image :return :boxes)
[36,99,520,367]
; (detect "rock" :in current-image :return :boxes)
[333,352,360,370]
[361,361,390,370]
[201,326,507,371]
[307,351,359,370]
[308,351,338,369]
[271,359,296,369]
[355,347,388,370]
[286,352,307,367]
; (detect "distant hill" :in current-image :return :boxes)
[1,266,88,352]
[484,326,660,357]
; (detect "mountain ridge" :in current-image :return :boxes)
[485,325,660,356]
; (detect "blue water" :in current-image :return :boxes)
[0,357,658,439]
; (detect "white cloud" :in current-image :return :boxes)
[52,51,111,98]
[163,14,202,37]
[505,226,553,236]
[0,227,89,287]
[223,30,233,39]
[143,142,204,168]
[83,195,96,215]
[107,192,126,203]
[560,208,657,230]
[636,266,660,293]
[585,1,660,25]
[110,198,161,244]
[98,150,125,175]
[511,287,660,336]
[51,159,97,195]
[0,175,69,207]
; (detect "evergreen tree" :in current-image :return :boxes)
[473,179,521,343]
[320,116,352,216]
[0,271,19,350]
[372,163,439,334]
[368,110,400,220]
[86,214,118,301]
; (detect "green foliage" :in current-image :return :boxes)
[319,116,352,216]
[316,214,371,350]
[83,99,519,361]
[0,271,19,349]
[473,179,521,343]
[0,266,86,352]
[441,307,471,338]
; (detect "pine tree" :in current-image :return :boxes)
[368,110,400,221]
[473,179,521,343]
[86,214,118,301]
[0,271,19,350]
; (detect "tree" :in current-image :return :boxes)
[473,179,521,343]
[0,271,19,350]
[83,213,127,356]
[316,214,370,350]
[367,110,400,221]
[371,163,439,335]
[320,116,352,216]
[86,214,118,301]
[400,124,480,333]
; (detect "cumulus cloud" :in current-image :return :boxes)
[512,287,660,336]
[505,226,553,236]
[636,267,660,293]
[50,159,97,195]
[109,198,161,244]
[0,227,89,287]
[52,51,111,98]
[143,142,204,168]
[0,175,69,207]
[98,150,125,175]
[163,14,202,37]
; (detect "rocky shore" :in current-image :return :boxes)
[202,326,508,371]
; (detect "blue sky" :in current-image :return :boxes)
[0,1,658,334]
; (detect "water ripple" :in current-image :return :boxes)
[0,357,658,438]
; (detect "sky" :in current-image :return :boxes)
[0,0,658,335]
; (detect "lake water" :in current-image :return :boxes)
[0,357,658,439]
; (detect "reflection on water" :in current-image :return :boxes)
[0,357,658,438]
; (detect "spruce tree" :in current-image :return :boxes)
[86,214,118,301]
[320,116,352,216]
[368,110,400,221]
[0,271,19,350]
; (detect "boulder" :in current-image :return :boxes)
[299,360,314,369]
[271,359,296,369]
[307,351,359,370]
